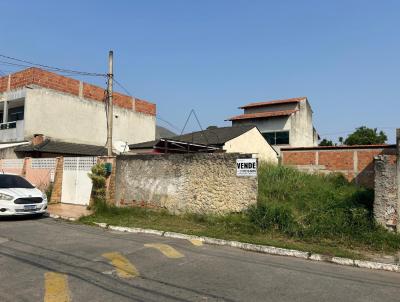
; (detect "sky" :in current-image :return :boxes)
[0,0,399,142]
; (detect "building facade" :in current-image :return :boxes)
[0,68,156,147]
[227,97,318,150]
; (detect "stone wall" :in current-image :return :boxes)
[374,129,400,231]
[374,155,398,231]
[115,153,258,215]
[281,145,397,188]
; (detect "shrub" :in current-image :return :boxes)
[88,163,108,210]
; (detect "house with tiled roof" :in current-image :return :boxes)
[227,97,318,150]
[0,68,156,157]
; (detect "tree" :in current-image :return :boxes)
[344,126,387,146]
[319,138,334,146]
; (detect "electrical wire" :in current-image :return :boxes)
[0,54,106,77]
[114,77,181,133]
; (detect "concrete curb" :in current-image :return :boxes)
[48,213,77,222]
[86,221,400,274]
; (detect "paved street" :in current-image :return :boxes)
[0,217,400,302]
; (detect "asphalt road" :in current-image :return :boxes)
[0,216,400,302]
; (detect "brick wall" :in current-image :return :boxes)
[0,67,156,115]
[50,157,64,204]
[281,145,397,188]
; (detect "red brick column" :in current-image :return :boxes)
[50,157,64,204]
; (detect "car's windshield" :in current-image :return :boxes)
[0,175,34,189]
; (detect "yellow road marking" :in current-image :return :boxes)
[144,243,184,258]
[44,272,70,302]
[189,239,203,246]
[102,252,139,278]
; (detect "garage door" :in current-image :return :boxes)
[61,157,97,205]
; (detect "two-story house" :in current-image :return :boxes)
[227,97,318,150]
[0,68,156,155]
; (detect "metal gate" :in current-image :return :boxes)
[61,157,97,205]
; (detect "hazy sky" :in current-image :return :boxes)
[1,0,399,142]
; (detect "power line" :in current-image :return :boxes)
[114,77,181,132]
[0,54,106,77]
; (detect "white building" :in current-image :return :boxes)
[0,68,156,147]
[227,97,318,151]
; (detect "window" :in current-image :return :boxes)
[262,131,289,145]
[8,106,24,122]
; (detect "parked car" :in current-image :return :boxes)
[0,174,48,216]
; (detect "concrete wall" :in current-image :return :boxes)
[281,145,397,188]
[222,127,278,163]
[115,153,258,215]
[289,100,317,147]
[24,88,155,146]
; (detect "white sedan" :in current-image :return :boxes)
[0,174,48,216]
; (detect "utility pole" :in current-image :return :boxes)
[107,50,113,156]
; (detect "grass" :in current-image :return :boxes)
[80,164,400,260]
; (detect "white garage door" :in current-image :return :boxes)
[61,157,97,205]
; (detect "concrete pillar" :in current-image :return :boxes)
[3,100,8,124]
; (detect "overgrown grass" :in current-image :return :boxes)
[80,164,400,259]
[252,164,400,252]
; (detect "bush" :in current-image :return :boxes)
[88,163,108,210]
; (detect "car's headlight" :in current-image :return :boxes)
[0,193,13,201]
[42,192,48,201]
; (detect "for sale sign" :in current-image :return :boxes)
[236,158,257,176]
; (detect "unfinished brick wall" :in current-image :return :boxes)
[50,157,64,204]
[0,67,156,115]
[281,146,397,188]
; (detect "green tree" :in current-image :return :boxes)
[319,138,334,146]
[344,126,387,146]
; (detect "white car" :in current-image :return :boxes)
[0,174,48,216]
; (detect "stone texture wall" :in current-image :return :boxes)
[115,153,258,215]
[281,146,397,188]
[374,129,400,231]
[374,155,398,231]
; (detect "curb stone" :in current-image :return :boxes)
[49,215,400,274]
[92,223,399,273]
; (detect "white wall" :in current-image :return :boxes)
[232,99,317,149]
[222,127,278,163]
[24,88,155,146]
[289,99,317,147]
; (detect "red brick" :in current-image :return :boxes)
[0,67,156,115]
[282,151,315,165]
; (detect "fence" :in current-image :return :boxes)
[0,157,97,206]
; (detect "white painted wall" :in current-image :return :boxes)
[222,127,278,163]
[232,99,317,149]
[24,88,155,146]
